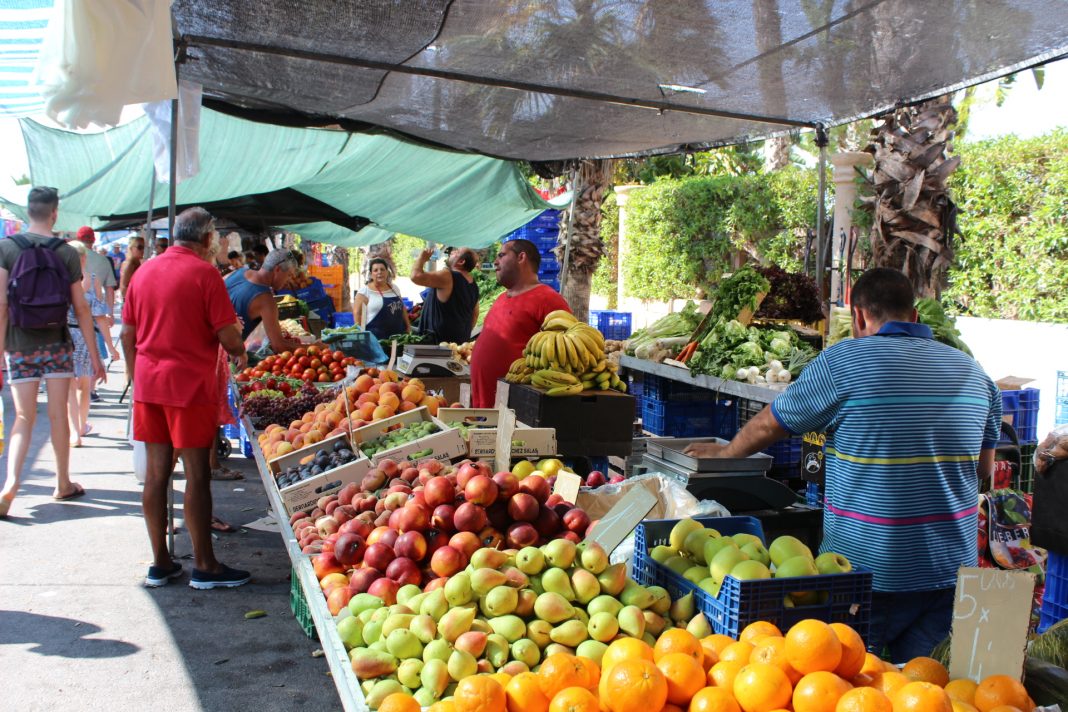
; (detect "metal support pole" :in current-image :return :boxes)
[144,169,157,252]
[166,95,178,241]
[814,125,829,313]
[559,164,579,294]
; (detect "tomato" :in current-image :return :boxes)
[294,347,307,358]
[298,356,311,368]
[302,369,317,381]
[279,351,293,361]
[321,353,333,365]
[307,345,320,356]
[317,373,330,382]
[310,358,322,369]
[286,358,297,369]
[333,373,344,381]
[333,351,345,362]
[291,367,303,377]
[235,373,250,383]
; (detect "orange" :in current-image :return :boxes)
[719,641,756,664]
[902,658,950,688]
[380,693,422,712]
[740,622,783,645]
[549,687,600,712]
[540,654,591,701]
[835,687,893,712]
[429,701,458,712]
[705,634,739,656]
[655,628,705,665]
[578,657,600,691]
[733,663,793,712]
[986,707,1023,712]
[602,638,655,677]
[861,654,889,676]
[657,652,707,705]
[891,681,951,712]
[690,687,743,712]
[663,705,686,712]
[603,659,668,712]
[950,702,979,712]
[709,660,747,689]
[455,676,507,712]
[699,638,721,671]
[506,672,550,712]
[785,620,843,674]
[793,671,854,712]
[943,680,978,704]
[829,623,867,680]
[493,672,514,689]
[972,675,1029,712]
[866,671,910,699]
[750,636,803,685]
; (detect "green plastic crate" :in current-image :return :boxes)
[290,567,316,639]
[1017,442,1037,493]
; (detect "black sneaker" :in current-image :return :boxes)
[144,562,184,587]
[189,564,251,590]
[89,391,102,403]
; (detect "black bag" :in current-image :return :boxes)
[1031,457,1068,553]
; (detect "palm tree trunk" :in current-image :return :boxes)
[560,159,613,323]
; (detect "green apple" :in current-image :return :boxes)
[773,554,819,579]
[650,545,675,564]
[698,577,721,598]
[703,536,737,568]
[740,541,771,567]
[664,555,692,576]
[710,546,749,584]
[814,551,852,574]
[683,566,707,584]
[668,518,705,553]
[729,560,771,581]
[731,532,763,550]
[683,528,721,563]
[768,535,814,567]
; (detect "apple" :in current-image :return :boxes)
[423,476,455,508]
[386,557,422,586]
[453,502,488,533]
[519,475,550,503]
[367,577,399,605]
[449,531,480,559]
[814,551,852,575]
[431,504,456,532]
[455,462,480,489]
[545,493,565,508]
[533,505,561,538]
[508,493,540,522]
[424,529,449,556]
[394,531,428,561]
[492,471,520,500]
[423,576,448,592]
[333,532,366,566]
[730,560,772,581]
[396,503,430,532]
[585,470,606,488]
[562,508,591,534]
[347,567,382,594]
[507,522,539,549]
[608,474,625,485]
[363,542,396,572]
[430,545,466,577]
[464,475,498,506]
[768,535,814,567]
[486,501,511,530]
[312,552,346,579]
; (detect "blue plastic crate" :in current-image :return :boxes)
[278,278,327,303]
[632,516,872,640]
[306,295,335,320]
[538,253,560,274]
[641,397,737,438]
[642,374,713,402]
[331,312,355,328]
[541,276,560,291]
[1039,550,1068,633]
[588,311,632,340]
[530,210,561,229]
[239,424,254,459]
[628,374,643,396]
[1002,389,1040,442]
[764,437,803,476]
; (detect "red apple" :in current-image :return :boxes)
[449,531,480,560]
[563,508,591,534]
[506,522,539,549]
[455,462,480,489]
[394,530,427,561]
[423,476,455,509]
[396,503,430,532]
[454,502,488,533]
[486,501,511,530]
[519,475,550,503]
[334,532,366,566]
[363,542,396,572]
[430,545,466,577]
[507,493,540,522]
[326,586,353,615]
[386,557,422,586]
[313,552,345,579]
[431,504,456,532]
[347,567,382,594]
[492,471,519,500]
[585,470,606,488]
[367,577,399,605]
[534,505,561,538]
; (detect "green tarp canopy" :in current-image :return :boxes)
[1,107,564,248]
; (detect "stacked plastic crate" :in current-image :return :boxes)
[1001,388,1040,491]
[502,210,562,290]
[640,374,737,439]
[588,311,633,340]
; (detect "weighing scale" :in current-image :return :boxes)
[396,344,470,377]
[639,437,798,511]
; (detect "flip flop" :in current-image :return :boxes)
[211,516,237,533]
[54,483,86,501]
[0,496,12,518]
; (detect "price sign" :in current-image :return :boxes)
[493,409,516,476]
[552,471,583,504]
[949,567,1034,682]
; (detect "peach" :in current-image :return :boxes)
[399,401,418,412]
[401,384,424,403]
[372,405,395,420]
[379,392,401,411]
[354,374,374,393]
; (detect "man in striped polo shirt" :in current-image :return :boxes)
[686,268,1000,662]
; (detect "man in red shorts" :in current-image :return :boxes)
[470,239,570,407]
[121,207,249,589]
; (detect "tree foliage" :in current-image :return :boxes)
[944,130,1068,322]
[592,191,619,308]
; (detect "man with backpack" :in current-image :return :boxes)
[0,186,105,518]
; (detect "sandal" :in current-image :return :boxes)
[211,516,237,533]
[210,467,243,481]
[0,496,13,518]
[54,483,86,501]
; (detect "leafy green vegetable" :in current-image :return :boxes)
[916,298,973,356]
[689,318,818,381]
[625,302,703,355]
[709,266,771,323]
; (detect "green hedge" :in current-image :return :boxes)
[945,130,1068,322]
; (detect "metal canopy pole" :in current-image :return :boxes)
[558,164,579,295]
[814,125,829,325]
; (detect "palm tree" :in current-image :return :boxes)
[558,158,613,322]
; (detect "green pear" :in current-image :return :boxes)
[642,610,667,637]
[768,535,813,567]
[702,537,737,569]
[642,632,657,647]
[698,577,721,598]
[397,658,423,689]
[571,568,601,604]
[617,605,645,638]
[336,615,365,650]
[488,614,527,642]
[444,572,473,607]
[405,593,427,614]
[542,567,576,601]
[447,649,478,681]
[774,554,819,579]
[470,568,509,597]
[471,548,510,570]
[543,539,577,569]
[684,528,721,563]
[418,588,448,621]
[438,607,475,642]
[397,584,423,607]
[482,585,519,617]
[413,687,439,708]
[470,618,492,634]
[409,614,437,644]
[534,592,575,623]
[501,566,530,589]
[422,638,452,663]
[669,591,695,625]
[544,643,575,657]
[515,588,538,618]
[587,611,619,642]
[575,640,607,665]
[484,633,511,668]
[620,580,654,609]
[367,639,387,654]
[388,603,414,616]
[729,560,772,581]
[511,638,541,667]
[686,612,712,638]
[731,532,763,550]
[646,585,671,615]
[587,594,624,618]
[365,679,405,709]
[371,606,391,623]
[350,648,398,679]
[386,628,423,660]
[650,545,675,565]
[527,619,553,648]
[668,518,704,552]
[740,541,771,567]
[528,572,545,595]
[516,547,546,575]
[710,546,749,583]
[381,613,415,638]
[664,556,693,576]
[550,619,589,647]
[357,608,377,625]
[597,563,628,596]
[579,541,609,574]
[420,658,450,697]
[362,620,383,645]
[348,593,386,617]
[683,566,707,584]
[572,607,589,626]
[814,551,852,574]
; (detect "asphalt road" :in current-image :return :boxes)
[0,356,342,711]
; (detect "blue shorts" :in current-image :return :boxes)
[867,587,954,664]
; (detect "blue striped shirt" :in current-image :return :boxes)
[770,322,1001,592]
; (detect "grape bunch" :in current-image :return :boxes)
[243,383,336,429]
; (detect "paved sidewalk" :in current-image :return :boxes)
[0,365,341,710]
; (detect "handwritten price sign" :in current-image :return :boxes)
[949,567,1035,682]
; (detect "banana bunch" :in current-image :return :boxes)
[504,357,535,384]
[518,310,628,395]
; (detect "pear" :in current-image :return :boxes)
[368,640,387,654]
[381,613,415,638]
[388,603,414,616]
[511,638,541,667]
[543,539,577,569]
[686,612,713,638]
[337,616,365,650]
[643,610,667,637]
[544,643,575,657]
[587,594,624,618]
[409,614,437,644]
[731,532,763,550]
[362,620,383,645]
[683,566,707,585]
[576,640,607,665]
[730,560,771,581]
[444,572,474,607]
[420,658,450,697]
[484,633,511,668]
[488,614,527,642]
[702,537,737,568]
[397,658,423,689]
[650,545,675,565]
[646,585,671,615]
[664,556,693,576]
[516,546,546,575]
[620,580,655,610]
[528,573,545,595]
[642,632,657,647]
[371,606,391,623]
[684,528,721,563]
[397,584,423,607]
[571,568,601,604]
[542,567,576,601]
[698,578,721,598]
[815,551,852,574]
[447,649,478,681]
[438,607,475,643]
[501,566,530,589]
[526,619,553,648]
[499,661,531,677]
[597,563,627,596]
[534,591,575,623]
[578,541,609,574]
[482,585,519,617]
[514,589,538,618]
[470,618,492,634]
[422,639,452,663]
[455,630,488,658]
[669,591,695,625]
[668,518,704,552]
[587,611,619,643]
[470,568,509,597]
[710,546,749,584]
[471,548,510,570]
[550,619,589,647]
[774,554,819,579]
[572,607,589,626]
[617,605,646,638]
[740,541,771,567]
[386,628,423,660]
[350,648,398,679]
[418,588,448,621]
[768,535,814,567]
[413,688,439,708]
[365,679,405,708]
[348,593,386,617]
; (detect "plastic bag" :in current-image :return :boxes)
[1035,424,1068,474]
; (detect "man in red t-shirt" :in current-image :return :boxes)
[470,239,570,407]
[121,207,249,590]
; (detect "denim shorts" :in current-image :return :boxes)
[867,587,955,664]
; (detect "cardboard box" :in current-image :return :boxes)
[267,432,353,475]
[438,407,558,458]
[278,457,372,516]
[351,407,467,466]
[420,376,470,406]
[505,382,635,456]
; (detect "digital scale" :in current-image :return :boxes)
[396,344,470,377]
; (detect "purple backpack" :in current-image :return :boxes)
[6,233,72,329]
